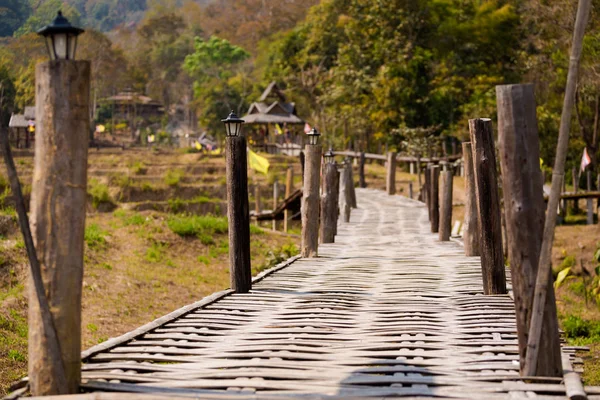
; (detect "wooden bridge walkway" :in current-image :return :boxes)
[35,189,599,399]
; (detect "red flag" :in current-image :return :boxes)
[580,147,591,172]
[304,123,312,134]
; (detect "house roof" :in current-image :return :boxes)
[104,91,162,106]
[243,82,304,125]
[24,106,35,120]
[9,114,30,128]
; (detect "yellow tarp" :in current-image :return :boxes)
[248,149,270,175]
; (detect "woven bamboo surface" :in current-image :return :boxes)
[70,189,599,399]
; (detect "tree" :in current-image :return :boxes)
[15,0,81,37]
[183,36,250,134]
[0,0,31,37]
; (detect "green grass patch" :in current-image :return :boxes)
[85,223,108,250]
[167,215,228,239]
[130,161,147,175]
[164,169,185,187]
[561,315,600,345]
[145,241,166,263]
[88,178,115,210]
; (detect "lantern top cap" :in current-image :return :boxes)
[37,11,84,37]
[324,148,335,158]
[307,127,320,136]
[221,110,245,124]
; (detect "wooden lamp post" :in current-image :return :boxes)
[320,148,338,243]
[222,111,252,293]
[301,127,321,257]
[28,11,89,395]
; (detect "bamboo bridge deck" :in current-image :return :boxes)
[33,189,600,399]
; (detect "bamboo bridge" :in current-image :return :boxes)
[19,189,599,399]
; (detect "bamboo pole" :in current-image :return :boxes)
[524,0,592,376]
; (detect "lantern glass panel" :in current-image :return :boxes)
[45,36,55,60]
[68,33,78,59]
[54,33,68,59]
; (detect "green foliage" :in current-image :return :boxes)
[0,0,30,37]
[262,242,298,270]
[85,223,108,249]
[145,241,166,263]
[164,169,184,187]
[167,215,228,240]
[130,161,147,175]
[15,0,81,37]
[88,178,115,209]
[554,267,572,289]
[183,36,250,134]
[562,315,600,344]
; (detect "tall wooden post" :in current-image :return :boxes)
[346,158,357,208]
[301,145,321,257]
[359,151,366,188]
[572,167,579,213]
[416,156,422,188]
[29,60,90,395]
[284,167,293,232]
[439,170,453,241]
[462,142,480,256]
[225,135,252,293]
[320,162,338,243]
[272,180,278,231]
[587,170,593,224]
[430,165,440,233]
[408,182,413,199]
[424,164,431,215]
[333,165,341,236]
[254,183,262,216]
[496,84,561,376]
[386,151,397,195]
[469,118,507,295]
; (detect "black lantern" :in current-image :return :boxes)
[306,127,320,145]
[37,11,84,61]
[221,111,245,137]
[323,148,335,164]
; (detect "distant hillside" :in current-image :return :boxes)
[0,0,213,37]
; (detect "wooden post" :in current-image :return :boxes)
[29,60,90,395]
[346,158,357,208]
[284,167,293,232]
[409,162,415,175]
[572,167,579,213]
[587,170,593,224]
[462,142,480,256]
[386,151,396,195]
[525,0,591,376]
[299,151,305,184]
[320,162,338,243]
[333,165,341,236]
[225,135,252,293]
[497,84,561,376]
[340,162,352,223]
[408,182,413,199]
[439,170,453,241]
[424,163,431,212]
[301,145,321,257]
[272,180,279,231]
[430,165,440,233]
[416,156,422,188]
[359,151,366,188]
[254,183,262,216]
[469,118,507,295]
